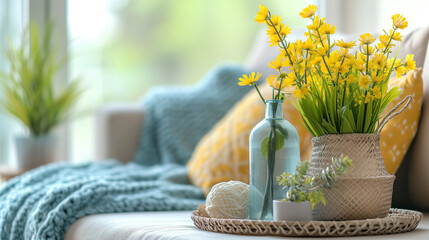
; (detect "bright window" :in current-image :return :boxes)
[68,0,308,162]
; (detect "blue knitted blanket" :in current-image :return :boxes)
[0,64,250,240]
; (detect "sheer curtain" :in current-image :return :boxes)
[0,0,25,166]
[0,0,68,166]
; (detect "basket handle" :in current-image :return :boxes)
[377,95,412,134]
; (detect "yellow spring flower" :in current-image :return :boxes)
[302,38,316,51]
[328,50,341,65]
[266,74,290,90]
[335,39,356,49]
[320,23,336,34]
[286,72,296,83]
[359,75,371,89]
[299,63,307,75]
[335,62,349,73]
[362,45,375,55]
[268,35,281,47]
[372,86,382,99]
[270,15,282,26]
[299,5,317,18]
[311,56,323,65]
[293,84,310,98]
[307,15,323,30]
[396,66,406,78]
[387,57,400,69]
[279,24,292,37]
[340,48,349,56]
[268,56,284,70]
[278,49,287,58]
[280,53,293,67]
[371,53,387,70]
[293,40,303,54]
[316,44,329,56]
[378,35,390,46]
[357,52,366,62]
[392,14,408,29]
[266,27,276,38]
[377,42,393,53]
[238,72,261,86]
[307,56,322,66]
[255,5,268,23]
[359,33,376,45]
[355,59,366,71]
[364,94,372,103]
[346,74,358,84]
[370,72,382,83]
[344,53,355,61]
[267,23,291,40]
[388,57,406,77]
[377,34,394,52]
[390,30,403,41]
[404,54,416,72]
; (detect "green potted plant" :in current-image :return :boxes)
[251,3,415,220]
[0,23,81,170]
[274,156,352,221]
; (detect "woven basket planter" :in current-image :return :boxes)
[308,133,395,221]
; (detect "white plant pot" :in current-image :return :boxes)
[15,135,56,170]
[273,200,312,221]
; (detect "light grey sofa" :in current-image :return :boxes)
[65,28,429,239]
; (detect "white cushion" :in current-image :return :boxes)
[64,211,429,240]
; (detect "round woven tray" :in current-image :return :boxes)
[191,208,423,237]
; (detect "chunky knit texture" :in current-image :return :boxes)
[134,63,251,165]
[0,63,250,240]
[0,162,203,240]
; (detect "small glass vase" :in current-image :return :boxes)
[249,100,300,220]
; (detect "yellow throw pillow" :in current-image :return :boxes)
[380,68,423,174]
[187,84,312,195]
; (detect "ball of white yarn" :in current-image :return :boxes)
[205,181,249,219]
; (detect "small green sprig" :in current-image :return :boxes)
[276,156,352,209]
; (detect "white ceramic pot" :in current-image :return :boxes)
[273,200,312,221]
[15,135,56,170]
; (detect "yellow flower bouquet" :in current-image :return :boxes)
[242,4,416,137]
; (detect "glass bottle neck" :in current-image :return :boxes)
[265,100,283,119]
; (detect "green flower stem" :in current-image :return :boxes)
[253,84,266,104]
[304,51,309,85]
[266,14,301,83]
[277,77,284,100]
[377,29,396,77]
[341,80,348,107]
[321,56,333,78]
[260,120,277,219]
[363,101,368,132]
[383,29,395,55]
[315,28,325,48]
[336,56,346,83]
[316,28,333,78]
[366,43,370,75]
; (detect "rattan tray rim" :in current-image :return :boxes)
[191,208,423,237]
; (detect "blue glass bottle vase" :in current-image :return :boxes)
[249,100,300,220]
